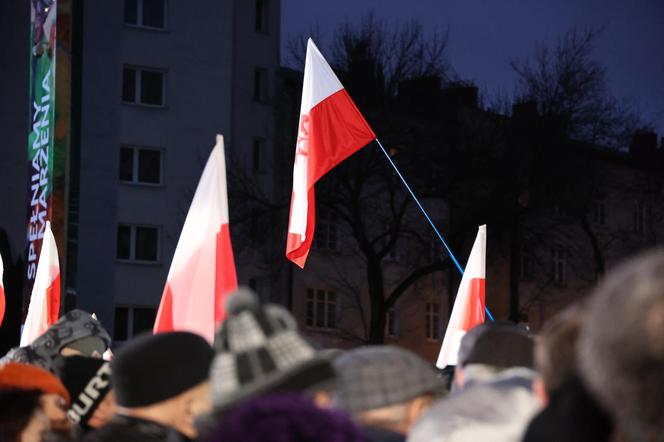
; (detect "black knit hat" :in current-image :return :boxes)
[112,331,214,407]
[56,356,112,428]
[210,288,336,413]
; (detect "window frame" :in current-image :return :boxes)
[253,67,269,103]
[113,305,158,342]
[119,145,164,186]
[305,288,337,330]
[551,248,567,286]
[116,223,162,264]
[252,137,268,174]
[255,0,270,34]
[315,208,338,252]
[122,65,167,107]
[123,0,168,30]
[425,301,441,341]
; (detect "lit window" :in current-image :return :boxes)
[305,289,336,329]
[119,146,162,184]
[123,66,166,106]
[425,302,440,340]
[255,0,269,33]
[552,248,566,286]
[253,68,269,102]
[124,0,166,29]
[117,224,160,262]
[316,208,337,251]
[114,306,157,342]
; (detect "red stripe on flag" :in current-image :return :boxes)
[214,223,237,324]
[307,89,376,186]
[0,286,5,328]
[46,274,61,326]
[153,284,174,334]
[460,277,486,331]
[286,188,316,268]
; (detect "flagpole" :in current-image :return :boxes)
[375,138,495,321]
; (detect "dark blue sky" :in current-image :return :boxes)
[281,0,664,138]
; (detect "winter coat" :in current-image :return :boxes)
[83,415,190,442]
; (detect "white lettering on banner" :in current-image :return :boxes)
[67,363,112,424]
[27,66,52,280]
[289,114,310,237]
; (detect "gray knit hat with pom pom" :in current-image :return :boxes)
[210,288,336,412]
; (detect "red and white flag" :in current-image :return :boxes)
[436,225,487,368]
[0,252,5,328]
[153,135,237,343]
[286,38,376,268]
[21,221,61,346]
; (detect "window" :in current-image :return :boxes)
[591,200,606,225]
[124,0,166,29]
[552,248,566,285]
[117,224,160,262]
[386,306,398,337]
[425,302,440,340]
[633,201,648,235]
[252,137,267,173]
[120,146,162,184]
[315,208,337,251]
[122,66,166,106]
[113,306,157,342]
[255,0,269,33]
[305,289,336,329]
[519,246,533,280]
[253,68,269,102]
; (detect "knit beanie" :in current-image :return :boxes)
[0,362,70,404]
[208,393,364,442]
[112,331,214,407]
[459,322,534,368]
[56,356,112,427]
[209,288,336,413]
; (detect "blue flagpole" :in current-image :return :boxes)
[375,138,495,321]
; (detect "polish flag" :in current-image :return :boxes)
[0,252,5,328]
[20,221,61,346]
[436,225,487,368]
[286,38,376,268]
[153,135,237,343]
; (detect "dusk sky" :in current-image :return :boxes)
[281,0,664,137]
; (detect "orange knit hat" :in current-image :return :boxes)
[0,362,70,405]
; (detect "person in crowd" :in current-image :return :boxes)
[0,362,73,438]
[331,346,446,442]
[1,310,111,374]
[0,389,50,442]
[452,321,534,391]
[84,331,214,442]
[408,322,540,442]
[202,288,337,429]
[523,303,612,442]
[207,393,364,442]
[56,355,116,434]
[578,250,664,442]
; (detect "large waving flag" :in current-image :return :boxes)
[286,38,376,268]
[0,252,5,328]
[21,221,61,345]
[154,135,237,343]
[436,225,487,368]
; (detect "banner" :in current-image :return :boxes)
[25,0,58,311]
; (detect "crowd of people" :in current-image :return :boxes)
[0,249,663,441]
